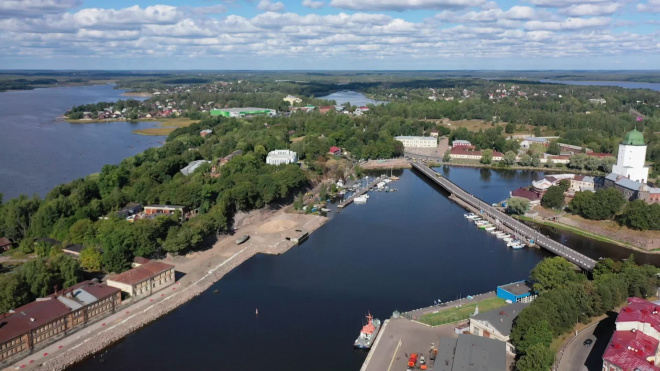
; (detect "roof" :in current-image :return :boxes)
[617,297,660,334]
[329,146,341,153]
[108,261,175,286]
[395,136,437,141]
[433,334,506,371]
[63,244,84,253]
[603,330,660,371]
[134,256,150,265]
[622,128,645,146]
[471,302,529,337]
[0,237,11,247]
[511,188,541,201]
[181,160,211,176]
[616,177,643,191]
[498,281,534,297]
[144,204,185,209]
[588,152,614,158]
[0,298,72,344]
[452,140,472,145]
[524,137,548,143]
[212,107,275,113]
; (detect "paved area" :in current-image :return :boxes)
[362,318,457,371]
[557,313,616,371]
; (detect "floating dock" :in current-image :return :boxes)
[338,176,386,209]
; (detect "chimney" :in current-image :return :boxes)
[30,318,35,322]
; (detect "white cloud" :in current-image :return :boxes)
[560,2,622,16]
[0,0,80,18]
[329,0,486,11]
[524,17,612,31]
[257,0,285,12]
[303,0,325,9]
[526,0,611,7]
[637,0,660,13]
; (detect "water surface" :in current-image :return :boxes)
[0,84,164,199]
[539,79,660,91]
[318,90,387,106]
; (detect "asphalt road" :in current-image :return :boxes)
[558,312,616,371]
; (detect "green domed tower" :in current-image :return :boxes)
[622,128,645,146]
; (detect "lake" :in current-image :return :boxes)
[0,85,165,199]
[72,167,590,371]
[318,90,387,106]
[539,79,660,91]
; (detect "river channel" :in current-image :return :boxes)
[72,166,625,371]
[0,84,164,199]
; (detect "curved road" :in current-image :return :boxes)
[411,161,596,270]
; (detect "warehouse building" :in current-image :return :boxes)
[106,259,176,299]
[496,280,537,303]
[210,107,276,118]
[394,136,437,148]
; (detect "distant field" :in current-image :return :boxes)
[132,117,198,136]
[418,297,507,326]
[422,118,535,133]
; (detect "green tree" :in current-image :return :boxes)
[516,343,554,371]
[515,320,553,356]
[506,197,530,215]
[530,257,583,293]
[519,154,532,166]
[533,127,542,137]
[541,186,564,209]
[443,150,451,162]
[480,149,493,164]
[531,153,541,167]
[505,123,515,134]
[80,247,103,272]
[547,141,561,155]
[502,151,517,166]
[558,179,571,192]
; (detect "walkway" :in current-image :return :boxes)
[411,162,596,270]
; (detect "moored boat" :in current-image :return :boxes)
[354,313,381,349]
[478,223,492,229]
[485,226,496,231]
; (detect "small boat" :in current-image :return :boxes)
[507,240,521,247]
[485,226,496,231]
[235,235,250,245]
[496,233,509,239]
[354,195,368,204]
[478,224,492,229]
[510,242,525,250]
[464,213,477,219]
[354,313,381,349]
[490,230,502,234]
[503,237,513,242]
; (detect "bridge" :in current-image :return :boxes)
[411,161,597,271]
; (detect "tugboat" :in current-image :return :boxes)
[354,312,381,349]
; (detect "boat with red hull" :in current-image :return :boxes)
[354,312,381,349]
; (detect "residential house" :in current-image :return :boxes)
[429,129,439,138]
[143,205,187,216]
[510,187,542,205]
[62,244,85,258]
[106,259,176,299]
[451,139,473,148]
[200,129,212,137]
[180,160,211,176]
[266,150,298,165]
[318,106,334,114]
[0,237,12,251]
[328,146,342,156]
[469,302,529,354]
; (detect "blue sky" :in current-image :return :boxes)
[0,0,658,70]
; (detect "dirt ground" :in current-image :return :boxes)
[361,158,411,169]
[533,206,660,251]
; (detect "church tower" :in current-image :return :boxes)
[611,128,649,183]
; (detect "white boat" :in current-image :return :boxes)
[485,226,496,231]
[503,237,513,242]
[464,213,478,219]
[354,195,368,204]
[507,240,522,247]
[496,234,509,239]
[510,242,525,249]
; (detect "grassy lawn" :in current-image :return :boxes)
[418,297,507,327]
[132,117,199,136]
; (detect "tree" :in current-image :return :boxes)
[531,153,541,167]
[443,150,451,162]
[547,141,561,155]
[516,343,554,371]
[505,123,515,134]
[534,126,542,137]
[514,320,553,356]
[545,158,554,168]
[541,186,565,209]
[600,157,616,173]
[480,149,493,164]
[558,179,571,192]
[530,257,583,293]
[502,151,517,166]
[519,154,532,166]
[506,197,530,215]
[80,247,102,272]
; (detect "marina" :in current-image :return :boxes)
[338,175,388,208]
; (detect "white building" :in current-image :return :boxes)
[266,149,298,165]
[394,136,437,148]
[180,160,211,176]
[611,128,649,183]
[283,95,302,105]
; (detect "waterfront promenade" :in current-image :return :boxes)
[411,161,596,270]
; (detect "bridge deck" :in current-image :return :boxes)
[411,162,596,271]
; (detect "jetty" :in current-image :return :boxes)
[411,162,596,270]
[338,176,386,208]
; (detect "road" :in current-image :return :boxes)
[557,313,616,371]
[410,161,596,270]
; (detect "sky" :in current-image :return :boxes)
[0,0,658,70]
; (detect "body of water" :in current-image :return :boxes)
[74,167,559,371]
[0,84,165,199]
[318,90,387,106]
[539,79,660,91]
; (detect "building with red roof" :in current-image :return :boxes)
[0,281,121,364]
[510,188,542,205]
[106,259,176,299]
[319,106,334,114]
[328,146,342,156]
[603,297,660,371]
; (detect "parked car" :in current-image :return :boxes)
[583,338,593,347]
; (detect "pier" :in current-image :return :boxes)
[338,175,386,208]
[411,162,596,270]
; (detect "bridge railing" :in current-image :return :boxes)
[411,162,596,270]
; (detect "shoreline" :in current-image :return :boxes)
[17,210,328,370]
[515,215,659,254]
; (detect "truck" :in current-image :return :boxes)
[407,353,418,368]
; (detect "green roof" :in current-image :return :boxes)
[622,128,645,146]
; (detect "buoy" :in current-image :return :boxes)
[256,308,259,315]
